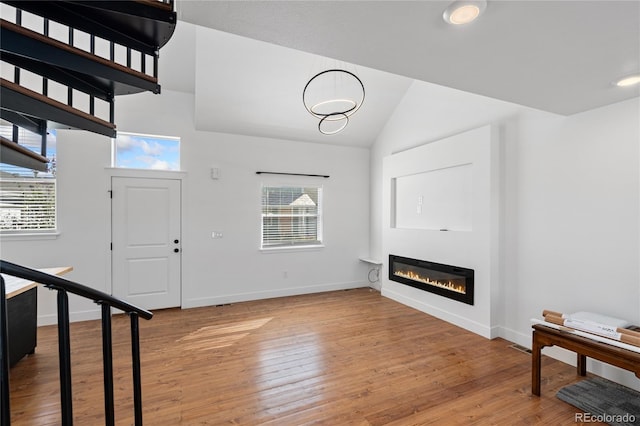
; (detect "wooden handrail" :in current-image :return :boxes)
[1,78,116,130]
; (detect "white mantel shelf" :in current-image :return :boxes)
[359,258,383,265]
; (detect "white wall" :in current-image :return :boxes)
[0,131,112,323]
[370,80,640,389]
[1,16,637,390]
[381,126,502,338]
[1,18,371,328]
[0,88,371,325]
[502,101,640,389]
[115,90,371,308]
[370,80,524,259]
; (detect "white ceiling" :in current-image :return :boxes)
[158,0,640,147]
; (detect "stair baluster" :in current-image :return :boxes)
[0,261,153,425]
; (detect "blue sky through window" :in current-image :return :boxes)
[114,132,180,171]
[0,125,57,177]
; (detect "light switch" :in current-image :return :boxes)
[212,231,223,239]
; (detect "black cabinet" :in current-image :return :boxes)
[7,287,37,367]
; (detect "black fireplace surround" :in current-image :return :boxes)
[389,255,474,305]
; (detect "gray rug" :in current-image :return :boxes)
[556,376,640,426]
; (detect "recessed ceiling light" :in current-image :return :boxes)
[443,0,487,25]
[615,74,640,87]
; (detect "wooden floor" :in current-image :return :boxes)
[8,288,601,425]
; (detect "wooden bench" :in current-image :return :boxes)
[531,323,640,396]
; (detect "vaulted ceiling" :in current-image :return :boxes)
[159,1,640,147]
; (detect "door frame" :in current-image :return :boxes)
[105,168,187,307]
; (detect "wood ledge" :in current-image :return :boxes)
[1,78,116,129]
[1,19,157,84]
[0,136,49,163]
[134,0,174,11]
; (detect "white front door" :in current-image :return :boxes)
[111,177,181,310]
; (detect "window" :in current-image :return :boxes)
[261,185,323,249]
[113,132,180,171]
[0,125,57,233]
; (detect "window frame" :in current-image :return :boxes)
[112,131,181,171]
[260,184,324,251]
[0,125,57,237]
[0,176,57,234]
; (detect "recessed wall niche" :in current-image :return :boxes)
[382,124,502,338]
[392,163,472,231]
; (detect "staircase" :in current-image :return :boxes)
[0,2,176,424]
[1,260,154,425]
[0,0,176,171]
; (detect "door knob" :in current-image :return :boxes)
[174,248,180,253]
[174,239,179,244]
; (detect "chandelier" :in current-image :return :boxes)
[302,69,365,135]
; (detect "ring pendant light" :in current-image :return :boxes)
[303,68,365,135]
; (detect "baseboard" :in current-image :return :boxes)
[38,308,101,326]
[498,325,531,348]
[368,281,382,291]
[35,282,367,324]
[182,280,367,309]
[381,287,494,339]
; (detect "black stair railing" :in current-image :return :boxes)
[0,260,153,426]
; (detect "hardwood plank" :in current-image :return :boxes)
[8,289,607,425]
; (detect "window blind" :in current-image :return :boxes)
[0,124,57,231]
[0,178,56,230]
[261,186,322,248]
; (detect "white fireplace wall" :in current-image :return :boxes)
[394,164,473,232]
[372,79,639,390]
[382,125,502,338]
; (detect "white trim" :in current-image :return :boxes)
[182,280,365,309]
[105,167,187,180]
[259,244,325,253]
[260,183,324,250]
[382,286,494,338]
[0,231,60,241]
[38,308,101,326]
[112,131,181,171]
[106,170,187,308]
[359,257,383,265]
[115,130,181,141]
[497,325,531,349]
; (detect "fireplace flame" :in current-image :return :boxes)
[393,270,466,294]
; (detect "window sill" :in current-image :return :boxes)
[0,232,60,241]
[260,244,325,254]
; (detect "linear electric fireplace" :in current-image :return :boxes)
[389,255,474,305]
